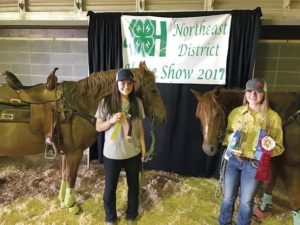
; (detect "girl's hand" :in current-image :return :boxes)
[141,149,146,162]
[109,112,123,124]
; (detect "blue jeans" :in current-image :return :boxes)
[103,154,141,222]
[219,156,261,225]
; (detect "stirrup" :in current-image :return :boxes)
[45,139,57,159]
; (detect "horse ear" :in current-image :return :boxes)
[139,61,149,72]
[138,61,144,75]
[212,88,221,97]
[191,89,202,100]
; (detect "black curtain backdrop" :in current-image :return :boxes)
[87,8,262,177]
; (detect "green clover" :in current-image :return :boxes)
[129,19,155,56]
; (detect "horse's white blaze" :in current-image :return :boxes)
[204,117,209,138]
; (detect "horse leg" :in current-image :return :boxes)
[63,149,83,214]
[282,166,300,225]
[58,153,67,207]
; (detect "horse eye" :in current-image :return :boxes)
[216,112,222,118]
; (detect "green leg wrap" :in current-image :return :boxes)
[293,210,300,225]
[62,186,80,214]
[58,180,67,202]
[68,203,80,215]
[260,193,273,211]
[64,187,76,208]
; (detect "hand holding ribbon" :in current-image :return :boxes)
[111,112,131,140]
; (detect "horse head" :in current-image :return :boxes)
[191,88,226,156]
[69,61,166,126]
[133,61,167,125]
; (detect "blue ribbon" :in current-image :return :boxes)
[224,130,242,160]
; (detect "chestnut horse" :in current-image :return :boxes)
[192,88,300,224]
[0,61,166,214]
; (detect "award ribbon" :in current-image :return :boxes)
[224,130,242,160]
[111,112,131,140]
[254,129,268,161]
[255,135,276,181]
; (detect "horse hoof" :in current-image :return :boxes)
[68,203,80,215]
[253,206,268,219]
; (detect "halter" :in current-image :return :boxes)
[285,109,300,128]
[205,91,227,143]
[137,70,157,161]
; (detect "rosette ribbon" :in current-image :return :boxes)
[255,135,276,181]
[111,112,131,140]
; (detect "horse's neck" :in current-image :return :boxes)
[68,69,143,116]
[219,89,244,115]
[63,80,106,116]
[268,91,300,122]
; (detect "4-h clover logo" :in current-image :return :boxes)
[129,19,156,57]
[127,19,167,57]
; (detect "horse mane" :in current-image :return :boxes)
[214,88,244,114]
[75,70,117,98]
[73,62,155,99]
[195,88,244,120]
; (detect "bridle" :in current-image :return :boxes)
[207,92,228,144]
[137,71,157,161]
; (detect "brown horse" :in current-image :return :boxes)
[0,61,166,214]
[192,88,300,224]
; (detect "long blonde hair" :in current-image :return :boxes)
[243,89,270,130]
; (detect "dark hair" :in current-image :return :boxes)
[103,82,140,119]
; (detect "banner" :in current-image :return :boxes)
[121,14,232,84]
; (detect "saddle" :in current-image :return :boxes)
[3,68,59,103]
[1,68,61,159]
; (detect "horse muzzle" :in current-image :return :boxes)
[202,144,218,156]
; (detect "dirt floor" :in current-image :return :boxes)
[0,155,293,225]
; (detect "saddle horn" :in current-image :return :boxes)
[46,67,58,90]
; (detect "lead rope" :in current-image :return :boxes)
[145,116,156,162]
[140,116,156,202]
[285,108,300,127]
[215,151,227,198]
[214,103,228,197]
[215,129,231,198]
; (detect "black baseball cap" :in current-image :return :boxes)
[116,69,134,81]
